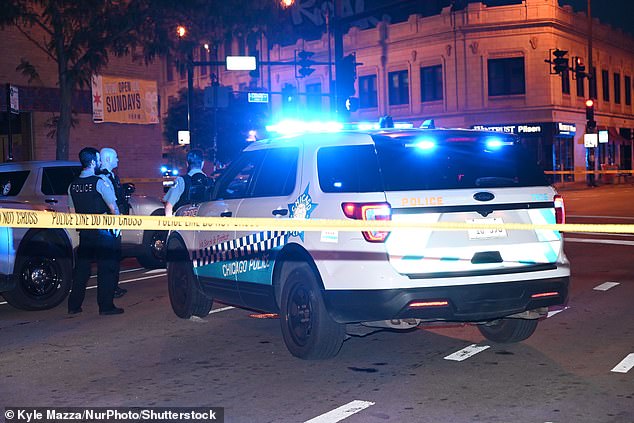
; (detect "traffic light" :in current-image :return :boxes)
[552,49,569,75]
[281,83,297,112]
[337,53,357,111]
[585,99,596,130]
[295,50,315,78]
[572,56,586,80]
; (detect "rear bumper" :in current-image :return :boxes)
[323,276,569,324]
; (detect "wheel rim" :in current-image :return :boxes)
[20,257,62,299]
[150,231,167,260]
[286,281,313,347]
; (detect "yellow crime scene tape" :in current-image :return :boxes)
[0,208,633,234]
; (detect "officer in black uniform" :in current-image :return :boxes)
[100,147,127,298]
[67,147,123,315]
[163,149,210,216]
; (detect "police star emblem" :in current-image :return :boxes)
[287,184,318,241]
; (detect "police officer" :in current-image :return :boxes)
[100,147,127,298]
[163,149,209,216]
[67,147,123,315]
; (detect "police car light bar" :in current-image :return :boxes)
[266,119,414,135]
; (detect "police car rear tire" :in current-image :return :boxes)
[167,243,212,318]
[477,318,538,343]
[280,262,345,359]
[4,245,72,310]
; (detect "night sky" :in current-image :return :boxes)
[559,0,634,35]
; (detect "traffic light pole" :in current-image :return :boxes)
[586,0,596,187]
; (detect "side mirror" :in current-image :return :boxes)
[122,182,136,196]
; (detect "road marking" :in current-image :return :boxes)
[209,306,235,314]
[593,282,620,291]
[611,353,634,373]
[304,400,375,423]
[547,306,569,318]
[565,238,634,246]
[444,344,490,361]
[145,268,167,274]
[87,273,166,290]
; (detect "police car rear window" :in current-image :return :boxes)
[317,145,382,193]
[372,132,548,191]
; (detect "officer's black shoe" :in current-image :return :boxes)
[68,307,83,315]
[99,307,124,316]
[113,287,128,298]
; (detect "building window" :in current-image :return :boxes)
[487,57,525,96]
[388,70,409,105]
[200,47,208,76]
[602,69,610,101]
[625,75,631,106]
[562,70,570,95]
[576,71,585,97]
[306,83,322,112]
[614,73,621,104]
[589,66,597,99]
[359,75,378,108]
[420,65,443,102]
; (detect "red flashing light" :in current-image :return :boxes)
[585,99,594,108]
[341,202,391,242]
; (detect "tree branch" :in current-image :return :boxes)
[15,25,57,62]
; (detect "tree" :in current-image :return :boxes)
[0,0,212,160]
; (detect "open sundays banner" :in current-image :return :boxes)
[91,75,158,125]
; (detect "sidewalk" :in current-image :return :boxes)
[554,179,634,192]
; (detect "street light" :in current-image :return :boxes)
[176,24,194,147]
[280,0,294,8]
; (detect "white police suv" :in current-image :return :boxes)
[166,125,570,359]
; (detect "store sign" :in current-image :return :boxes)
[472,124,543,134]
[91,75,158,124]
[557,122,577,135]
[8,84,19,114]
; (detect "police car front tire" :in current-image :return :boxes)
[279,262,345,360]
[167,240,212,318]
[477,318,538,343]
[4,244,71,310]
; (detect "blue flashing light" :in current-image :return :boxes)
[160,165,168,174]
[266,119,343,135]
[407,137,436,151]
[333,181,343,188]
[172,169,179,176]
[485,137,513,151]
[357,122,380,130]
[394,122,415,129]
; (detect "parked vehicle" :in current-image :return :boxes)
[0,161,166,310]
[166,125,570,359]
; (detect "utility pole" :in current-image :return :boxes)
[586,0,596,187]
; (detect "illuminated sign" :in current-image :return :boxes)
[598,130,608,143]
[557,122,577,135]
[472,124,543,134]
[584,133,598,148]
[248,92,269,103]
[226,56,257,71]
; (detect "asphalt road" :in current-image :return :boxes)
[1,185,633,423]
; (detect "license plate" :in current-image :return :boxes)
[467,217,507,240]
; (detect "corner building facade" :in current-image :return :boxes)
[187,0,634,180]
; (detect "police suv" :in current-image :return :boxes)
[0,161,166,310]
[166,125,570,359]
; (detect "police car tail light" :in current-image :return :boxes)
[342,202,391,242]
[554,194,565,224]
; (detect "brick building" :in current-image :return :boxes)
[162,0,634,181]
[0,25,164,196]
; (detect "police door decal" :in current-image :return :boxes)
[287,184,318,242]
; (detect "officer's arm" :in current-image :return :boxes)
[97,176,120,215]
[162,177,184,217]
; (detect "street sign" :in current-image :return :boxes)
[178,130,190,145]
[584,133,598,148]
[8,84,19,114]
[598,130,608,143]
[248,92,269,103]
[226,56,256,71]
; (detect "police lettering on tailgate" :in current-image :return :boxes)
[401,196,443,207]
